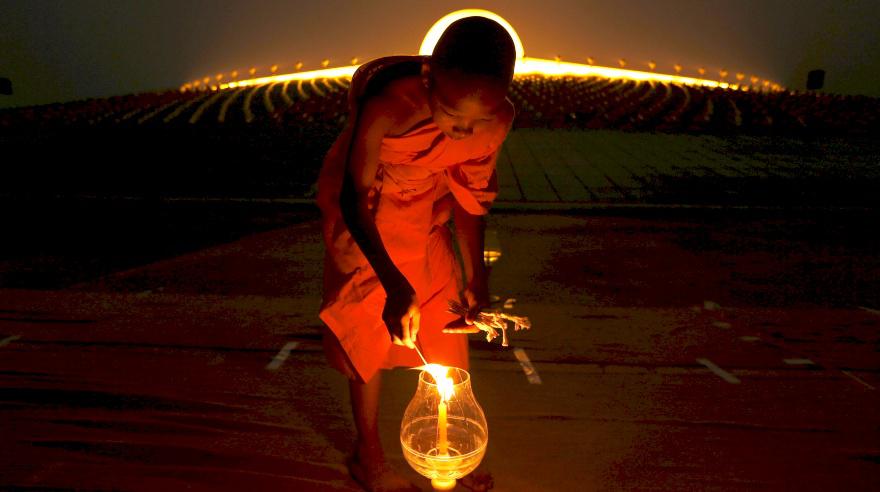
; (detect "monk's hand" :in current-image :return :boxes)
[463,284,489,325]
[382,285,420,349]
[443,284,490,334]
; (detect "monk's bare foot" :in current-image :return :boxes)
[347,451,421,492]
[460,468,494,491]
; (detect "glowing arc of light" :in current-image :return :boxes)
[215,65,359,90]
[185,9,782,93]
[418,8,525,60]
[210,58,737,92]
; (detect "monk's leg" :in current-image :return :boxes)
[324,328,419,491]
[348,372,422,492]
[350,371,383,465]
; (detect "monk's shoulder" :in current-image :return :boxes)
[360,79,421,131]
[381,75,430,134]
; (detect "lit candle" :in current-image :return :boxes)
[438,400,448,456]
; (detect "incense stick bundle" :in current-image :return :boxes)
[447,299,531,347]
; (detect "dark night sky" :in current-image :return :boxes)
[2,0,878,109]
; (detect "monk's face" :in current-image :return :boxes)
[423,65,509,141]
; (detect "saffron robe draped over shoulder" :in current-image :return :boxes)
[316,55,510,383]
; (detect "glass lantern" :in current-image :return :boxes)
[400,366,488,491]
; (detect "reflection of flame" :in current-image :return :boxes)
[419,364,455,401]
[483,248,502,267]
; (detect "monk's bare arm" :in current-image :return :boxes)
[339,96,409,294]
[453,203,488,302]
[339,95,421,347]
[451,106,513,319]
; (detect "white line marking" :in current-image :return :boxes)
[739,336,761,342]
[696,358,740,384]
[841,370,876,390]
[0,335,21,347]
[783,358,814,366]
[265,341,299,371]
[858,306,880,316]
[512,348,542,384]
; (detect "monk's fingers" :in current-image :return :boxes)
[410,307,421,342]
[442,327,482,334]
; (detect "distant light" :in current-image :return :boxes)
[231,70,238,79]
[203,76,210,84]
[249,67,256,76]
[271,64,278,73]
[719,69,728,79]
[750,76,759,85]
[202,9,784,93]
[217,65,360,90]
[419,9,525,60]
[216,73,223,81]
[735,72,744,81]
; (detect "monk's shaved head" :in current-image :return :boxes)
[430,17,516,86]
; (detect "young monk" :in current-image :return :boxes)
[316,16,516,492]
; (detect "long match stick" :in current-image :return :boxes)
[413,341,429,366]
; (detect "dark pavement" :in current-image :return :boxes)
[1,206,878,491]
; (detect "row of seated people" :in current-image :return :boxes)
[509,75,879,135]
[0,90,192,131]
[2,75,877,136]
[0,77,350,130]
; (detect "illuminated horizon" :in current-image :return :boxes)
[181,9,783,93]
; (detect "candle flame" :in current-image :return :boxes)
[418,364,455,402]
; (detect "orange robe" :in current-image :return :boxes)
[316,56,509,383]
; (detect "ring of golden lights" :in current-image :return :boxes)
[192,9,782,92]
[419,9,525,60]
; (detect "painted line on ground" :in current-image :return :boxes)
[512,348,542,384]
[696,358,740,384]
[265,341,299,371]
[783,358,815,366]
[840,370,876,390]
[0,335,21,347]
